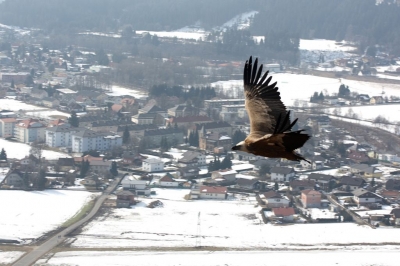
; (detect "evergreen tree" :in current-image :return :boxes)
[10,79,14,88]
[221,155,232,169]
[0,148,7,161]
[214,156,221,170]
[122,126,130,144]
[258,163,271,177]
[68,111,79,127]
[274,181,279,191]
[371,177,375,187]
[110,161,118,177]
[232,130,246,145]
[208,160,215,172]
[37,168,47,190]
[80,159,90,178]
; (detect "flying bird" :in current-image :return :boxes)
[231,56,311,162]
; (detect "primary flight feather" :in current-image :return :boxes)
[232,56,311,162]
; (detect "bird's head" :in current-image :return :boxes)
[232,141,247,152]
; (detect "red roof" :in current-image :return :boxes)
[272,207,295,217]
[200,185,227,194]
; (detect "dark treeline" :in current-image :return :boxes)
[0,0,254,33]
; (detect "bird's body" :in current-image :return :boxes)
[232,56,311,162]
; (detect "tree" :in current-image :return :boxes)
[274,181,279,191]
[371,177,375,187]
[80,159,90,178]
[122,126,130,144]
[10,79,14,88]
[258,163,270,177]
[232,130,246,145]
[221,155,232,169]
[110,161,118,177]
[68,111,79,127]
[30,143,43,162]
[208,160,215,172]
[0,148,7,161]
[160,136,170,152]
[37,168,47,190]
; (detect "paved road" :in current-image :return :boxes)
[13,177,121,266]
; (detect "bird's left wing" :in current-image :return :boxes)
[244,56,291,138]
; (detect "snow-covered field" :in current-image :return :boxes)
[72,188,400,250]
[0,139,70,159]
[0,99,43,111]
[0,190,95,242]
[0,250,25,265]
[300,39,356,52]
[324,104,400,123]
[35,250,400,266]
[106,85,148,99]
[25,110,69,119]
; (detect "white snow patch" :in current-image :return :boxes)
[0,139,70,159]
[0,251,25,264]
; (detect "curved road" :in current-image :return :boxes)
[13,177,121,266]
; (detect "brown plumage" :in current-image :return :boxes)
[231,56,311,162]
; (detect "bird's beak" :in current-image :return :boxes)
[231,146,239,151]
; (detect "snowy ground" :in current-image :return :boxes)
[35,250,400,266]
[0,99,44,111]
[25,110,69,120]
[71,188,400,250]
[0,139,70,159]
[323,104,400,123]
[300,39,356,52]
[105,85,148,99]
[0,190,95,242]
[0,251,25,265]
[0,167,8,183]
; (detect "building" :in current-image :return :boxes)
[199,131,232,153]
[142,158,164,172]
[308,173,335,191]
[168,115,213,129]
[270,167,295,182]
[3,169,26,189]
[265,63,281,73]
[121,175,151,195]
[272,207,295,222]
[204,99,245,110]
[0,72,29,83]
[116,190,136,208]
[14,119,46,143]
[290,180,315,192]
[89,160,112,173]
[352,188,382,205]
[0,117,17,138]
[143,128,184,148]
[261,191,290,208]
[301,189,321,208]
[190,185,227,200]
[45,124,80,148]
[177,151,206,167]
[131,113,157,125]
[211,169,237,182]
[339,176,366,191]
[390,209,400,226]
[158,173,181,187]
[71,129,122,153]
[167,104,199,117]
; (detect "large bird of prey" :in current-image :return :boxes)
[231,56,311,162]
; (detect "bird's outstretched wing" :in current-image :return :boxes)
[244,56,292,138]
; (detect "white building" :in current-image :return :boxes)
[0,118,17,138]
[14,119,46,143]
[121,175,151,195]
[260,191,290,208]
[158,173,181,187]
[265,63,281,73]
[270,167,295,182]
[211,169,237,182]
[142,158,164,172]
[190,185,227,200]
[45,124,79,148]
[71,129,122,153]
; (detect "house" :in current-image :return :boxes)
[379,190,400,203]
[177,151,206,167]
[0,117,17,138]
[142,158,164,172]
[89,160,112,173]
[386,179,400,191]
[352,188,382,205]
[122,152,144,166]
[177,166,200,179]
[261,191,290,208]
[290,180,315,192]
[57,158,75,172]
[42,97,60,108]
[204,99,245,110]
[121,175,151,195]
[116,190,136,208]
[235,178,260,190]
[168,104,199,117]
[3,169,26,189]
[199,131,232,153]
[370,96,384,105]
[308,173,335,191]
[168,115,213,129]
[390,208,400,226]
[301,189,321,208]
[272,207,295,222]
[306,115,331,130]
[194,121,233,139]
[158,173,181,187]
[211,169,237,182]
[270,167,295,182]
[190,185,227,200]
[339,176,366,191]
[131,113,157,125]
[45,124,80,148]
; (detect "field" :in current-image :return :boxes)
[0,138,69,159]
[70,188,400,250]
[0,251,24,265]
[0,190,95,243]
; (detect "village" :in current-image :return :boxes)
[2,14,400,266]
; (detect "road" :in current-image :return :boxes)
[13,177,121,266]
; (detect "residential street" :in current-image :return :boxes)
[13,177,121,266]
